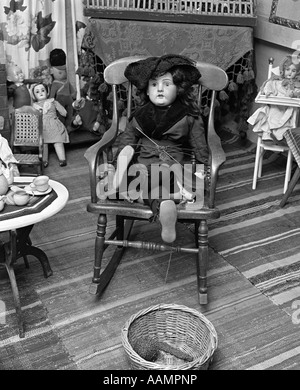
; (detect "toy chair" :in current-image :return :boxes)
[10,106,44,175]
[84,56,228,305]
[252,58,299,194]
[252,136,293,193]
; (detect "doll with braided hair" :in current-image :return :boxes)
[112,54,208,244]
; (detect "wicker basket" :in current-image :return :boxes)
[121,303,218,370]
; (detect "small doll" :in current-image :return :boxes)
[113,55,208,244]
[248,55,300,142]
[70,75,106,135]
[6,62,42,109]
[31,83,69,167]
[261,55,300,98]
[49,49,76,129]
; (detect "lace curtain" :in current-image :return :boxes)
[0,0,87,86]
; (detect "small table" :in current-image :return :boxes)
[0,177,69,338]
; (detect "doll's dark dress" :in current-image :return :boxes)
[115,99,208,214]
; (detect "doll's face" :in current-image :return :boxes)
[33,84,48,101]
[51,67,67,81]
[147,72,177,106]
[284,64,298,80]
[7,65,25,84]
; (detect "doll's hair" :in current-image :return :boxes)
[138,65,201,116]
[31,83,49,102]
[280,55,300,77]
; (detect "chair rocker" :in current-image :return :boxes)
[84,56,228,304]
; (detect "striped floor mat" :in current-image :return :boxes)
[1,134,300,370]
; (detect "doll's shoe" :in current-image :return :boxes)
[159,200,177,244]
[59,160,67,167]
[43,161,49,168]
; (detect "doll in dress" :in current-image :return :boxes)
[112,55,208,244]
[248,55,300,142]
[261,56,300,98]
[70,75,107,136]
[31,83,69,167]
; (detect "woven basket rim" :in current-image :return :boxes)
[121,303,218,370]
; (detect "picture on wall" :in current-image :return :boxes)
[269,0,300,30]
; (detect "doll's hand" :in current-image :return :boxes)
[73,114,82,126]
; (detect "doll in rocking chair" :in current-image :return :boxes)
[112,54,208,244]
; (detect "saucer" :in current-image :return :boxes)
[24,185,52,196]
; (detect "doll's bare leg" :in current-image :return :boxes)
[113,145,134,190]
[43,144,49,167]
[54,143,67,167]
[159,199,177,243]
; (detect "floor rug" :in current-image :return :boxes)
[1,136,300,370]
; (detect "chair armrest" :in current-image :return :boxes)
[84,119,119,202]
[206,113,226,208]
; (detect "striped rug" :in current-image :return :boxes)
[211,136,300,319]
[1,135,300,370]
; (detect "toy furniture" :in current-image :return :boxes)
[10,106,44,175]
[252,58,299,194]
[0,177,69,338]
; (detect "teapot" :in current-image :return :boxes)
[12,190,31,206]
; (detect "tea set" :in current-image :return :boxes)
[0,175,51,212]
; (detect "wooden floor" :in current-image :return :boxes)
[1,136,300,370]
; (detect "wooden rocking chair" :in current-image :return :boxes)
[84,56,228,304]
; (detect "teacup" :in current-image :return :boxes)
[30,175,50,192]
[13,190,31,206]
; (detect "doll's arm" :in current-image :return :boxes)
[54,100,67,117]
[189,116,209,164]
[49,81,62,99]
[262,79,277,97]
[114,118,140,160]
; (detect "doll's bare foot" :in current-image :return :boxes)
[159,200,177,243]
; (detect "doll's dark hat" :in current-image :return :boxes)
[124,54,201,90]
[50,49,66,69]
